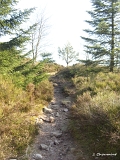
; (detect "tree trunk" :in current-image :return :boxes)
[110,1,115,72]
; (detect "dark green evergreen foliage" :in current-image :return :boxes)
[0,0,36,53]
[0,48,22,73]
[0,0,34,37]
[81,0,120,72]
[0,27,36,50]
[19,61,47,86]
[0,0,47,88]
[9,58,47,87]
[41,52,55,63]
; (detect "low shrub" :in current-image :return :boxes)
[63,70,120,159]
[34,79,54,102]
[0,75,54,159]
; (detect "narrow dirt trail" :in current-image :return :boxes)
[29,76,81,160]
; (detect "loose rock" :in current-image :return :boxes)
[39,115,50,123]
[54,139,60,145]
[53,83,58,87]
[39,144,49,151]
[51,131,62,138]
[36,118,43,126]
[56,112,60,117]
[51,101,56,105]
[51,105,59,110]
[43,107,52,114]
[49,140,54,147]
[63,108,68,112]
[49,116,55,123]
[33,154,42,160]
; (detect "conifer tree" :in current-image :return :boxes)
[81,0,120,72]
[0,0,46,88]
[0,0,34,49]
[41,52,55,63]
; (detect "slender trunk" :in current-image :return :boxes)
[32,34,35,66]
[66,48,69,67]
[110,1,115,72]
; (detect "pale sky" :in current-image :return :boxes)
[15,1,92,65]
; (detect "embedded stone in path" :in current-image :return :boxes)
[33,154,42,160]
[53,82,58,87]
[63,108,69,112]
[56,112,60,117]
[50,105,59,110]
[39,115,50,122]
[51,131,62,138]
[49,116,55,123]
[49,140,54,147]
[35,118,43,127]
[38,115,47,119]
[39,144,49,151]
[54,139,61,145]
[42,107,52,114]
[51,100,56,105]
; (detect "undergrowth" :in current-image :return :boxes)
[58,66,120,160]
[0,74,53,159]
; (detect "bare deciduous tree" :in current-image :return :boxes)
[31,11,50,64]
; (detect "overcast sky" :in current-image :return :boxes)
[18,0,92,65]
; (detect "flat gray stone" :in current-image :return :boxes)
[56,112,60,117]
[51,105,59,110]
[33,154,42,160]
[39,144,49,151]
[54,139,61,145]
[51,131,62,138]
[63,108,68,112]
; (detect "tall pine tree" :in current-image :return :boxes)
[0,0,35,75]
[81,0,120,72]
[0,0,34,49]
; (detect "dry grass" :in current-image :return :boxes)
[60,70,120,160]
[0,75,53,159]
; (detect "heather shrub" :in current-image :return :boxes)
[65,71,120,159]
[35,79,54,102]
[0,74,54,159]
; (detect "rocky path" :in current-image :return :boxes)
[28,77,80,160]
